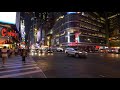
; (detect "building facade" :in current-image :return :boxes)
[108,13,120,50]
[50,12,107,52]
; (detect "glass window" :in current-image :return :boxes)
[70,34,75,42]
[59,36,65,43]
[65,36,68,42]
[67,22,80,27]
[79,36,87,42]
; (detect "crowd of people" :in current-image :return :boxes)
[0,46,29,67]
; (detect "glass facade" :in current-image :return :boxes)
[51,12,107,51]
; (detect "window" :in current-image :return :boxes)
[59,36,66,43]
[70,34,75,42]
[67,22,80,27]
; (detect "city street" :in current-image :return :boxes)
[31,52,120,78]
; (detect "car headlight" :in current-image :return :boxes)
[79,52,82,53]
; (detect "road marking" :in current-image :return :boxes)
[0,70,42,78]
[3,63,37,67]
[0,56,43,78]
[29,56,47,78]
[0,67,41,74]
[0,64,37,69]
[0,62,36,65]
[99,75,106,77]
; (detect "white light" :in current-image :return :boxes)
[67,12,77,14]
[42,53,45,56]
[68,32,70,43]
[79,52,82,53]
[82,12,85,15]
[0,12,16,24]
[31,52,34,56]
[51,53,53,55]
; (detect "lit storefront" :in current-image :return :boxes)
[0,12,20,49]
[0,26,19,49]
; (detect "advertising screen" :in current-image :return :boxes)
[0,12,16,24]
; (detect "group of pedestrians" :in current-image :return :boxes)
[0,46,28,67]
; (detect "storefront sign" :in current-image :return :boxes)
[75,33,79,43]
[69,42,77,46]
[1,27,17,38]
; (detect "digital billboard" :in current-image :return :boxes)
[0,12,16,24]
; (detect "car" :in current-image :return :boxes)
[56,47,64,52]
[30,49,36,55]
[65,48,88,58]
[46,49,53,53]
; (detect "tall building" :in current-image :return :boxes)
[20,12,49,49]
[49,12,107,52]
[108,13,120,50]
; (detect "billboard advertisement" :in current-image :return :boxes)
[0,12,16,25]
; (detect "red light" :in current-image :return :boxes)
[96,46,99,49]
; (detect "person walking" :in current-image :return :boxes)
[1,46,8,67]
[15,48,18,56]
[21,49,27,64]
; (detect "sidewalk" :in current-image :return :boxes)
[0,55,46,78]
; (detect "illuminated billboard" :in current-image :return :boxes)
[0,12,16,24]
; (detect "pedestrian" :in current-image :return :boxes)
[9,48,13,57]
[15,48,18,56]
[40,49,43,54]
[21,49,27,64]
[1,46,8,67]
[0,48,2,58]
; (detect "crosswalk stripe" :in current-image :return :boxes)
[0,67,41,74]
[3,60,35,62]
[0,62,36,65]
[0,70,42,78]
[0,61,35,64]
[0,64,37,70]
[0,56,45,78]
[0,60,35,63]
[0,63,37,67]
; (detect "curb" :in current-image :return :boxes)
[28,56,47,78]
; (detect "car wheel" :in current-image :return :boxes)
[75,53,79,58]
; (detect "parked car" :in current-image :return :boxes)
[65,48,88,58]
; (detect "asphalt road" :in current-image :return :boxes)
[31,52,120,78]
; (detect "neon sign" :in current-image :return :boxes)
[75,32,80,43]
[1,27,17,38]
[69,42,77,46]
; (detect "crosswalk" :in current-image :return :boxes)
[0,56,46,78]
